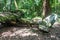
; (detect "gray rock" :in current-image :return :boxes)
[0,23,3,28]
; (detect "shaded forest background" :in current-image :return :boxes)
[0,0,60,28]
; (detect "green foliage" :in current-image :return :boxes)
[0,0,60,18]
[50,0,60,13]
[0,0,43,18]
[0,0,60,14]
[0,0,60,32]
[0,11,22,22]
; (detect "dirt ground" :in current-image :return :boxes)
[0,22,60,40]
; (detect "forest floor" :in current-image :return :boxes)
[0,22,60,40]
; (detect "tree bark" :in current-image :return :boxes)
[42,0,51,18]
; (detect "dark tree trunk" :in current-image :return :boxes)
[42,0,51,18]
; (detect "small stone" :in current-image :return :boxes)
[0,23,3,28]
[50,35,57,40]
[51,38,57,40]
[51,35,56,38]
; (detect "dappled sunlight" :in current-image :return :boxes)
[0,23,60,40]
[0,27,41,40]
[50,35,56,38]
[2,31,12,37]
[10,28,38,37]
[0,14,5,17]
[0,27,38,38]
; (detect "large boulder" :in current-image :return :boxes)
[43,14,58,27]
